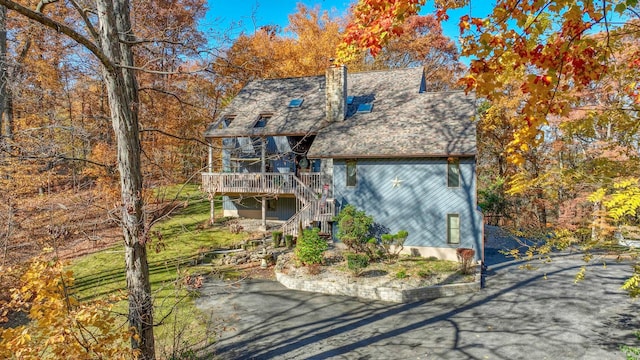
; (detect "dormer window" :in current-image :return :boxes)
[254,114,270,128]
[288,98,303,108]
[222,115,235,127]
[356,103,373,113]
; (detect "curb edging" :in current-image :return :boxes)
[275,271,481,303]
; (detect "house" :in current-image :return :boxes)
[202,65,483,261]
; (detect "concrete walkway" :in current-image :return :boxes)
[195,231,638,359]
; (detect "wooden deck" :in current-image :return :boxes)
[202,172,335,237]
[201,172,329,195]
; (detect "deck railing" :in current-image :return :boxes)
[202,172,330,195]
[298,173,331,194]
[202,172,295,194]
[202,171,335,237]
[292,176,317,207]
[281,199,335,237]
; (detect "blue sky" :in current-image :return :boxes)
[202,0,494,46]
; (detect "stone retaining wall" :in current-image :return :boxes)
[275,271,481,303]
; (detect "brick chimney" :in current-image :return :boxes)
[325,62,347,122]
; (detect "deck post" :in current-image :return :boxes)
[208,139,215,225]
[261,136,267,230]
[207,139,213,172]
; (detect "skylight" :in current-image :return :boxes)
[288,98,303,108]
[356,103,373,113]
[254,115,270,128]
[347,96,354,105]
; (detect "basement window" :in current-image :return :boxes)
[356,103,373,113]
[288,98,304,108]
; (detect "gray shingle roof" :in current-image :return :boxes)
[204,75,327,138]
[204,67,477,158]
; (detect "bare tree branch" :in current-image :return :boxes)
[140,128,211,147]
[117,63,209,75]
[68,0,100,43]
[0,0,116,72]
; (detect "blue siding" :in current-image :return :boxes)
[333,158,483,259]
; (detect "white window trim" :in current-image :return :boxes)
[447,158,460,188]
[447,213,460,245]
[346,160,357,187]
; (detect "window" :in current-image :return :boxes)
[347,96,354,105]
[288,98,303,108]
[356,103,373,113]
[447,214,460,244]
[447,158,460,188]
[254,114,270,128]
[222,115,235,127]
[346,160,357,187]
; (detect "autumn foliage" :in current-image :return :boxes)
[341,0,639,162]
[0,256,133,359]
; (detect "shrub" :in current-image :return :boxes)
[294,228,328,265]
[380,230,409,262]
[366,237,384,260]
[272,231,283,247]
[346,253,370,276]
[381,233,394,244]
[334,205,374,254]
[395,269,408,279]
[456,248,476,275]
[307,264,322,275]
[284,234,294,249]
[620,330,640,360]
[229,222,243,234]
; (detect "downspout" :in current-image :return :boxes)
[261,136,267,230]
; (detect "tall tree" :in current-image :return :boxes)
[217,4,465,96]
[0,5,11,141]
[339,0,639,160]
[0,5,5,141]
[355,14,465,89]
[0,0,155,357]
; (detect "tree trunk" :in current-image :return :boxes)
[0,5,6,141]
[0,0,155,357]
[95,1,155,358]
[0,5,12,142]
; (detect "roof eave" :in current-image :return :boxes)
[307,152,477,159]
[204,130,320,139]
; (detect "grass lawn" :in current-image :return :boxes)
[69,184,246,356]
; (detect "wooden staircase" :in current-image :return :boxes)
[201,171,334,237]
[281,176,334,237]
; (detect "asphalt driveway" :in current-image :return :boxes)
[195,230,638,359]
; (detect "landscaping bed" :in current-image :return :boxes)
[272,247,480,302]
